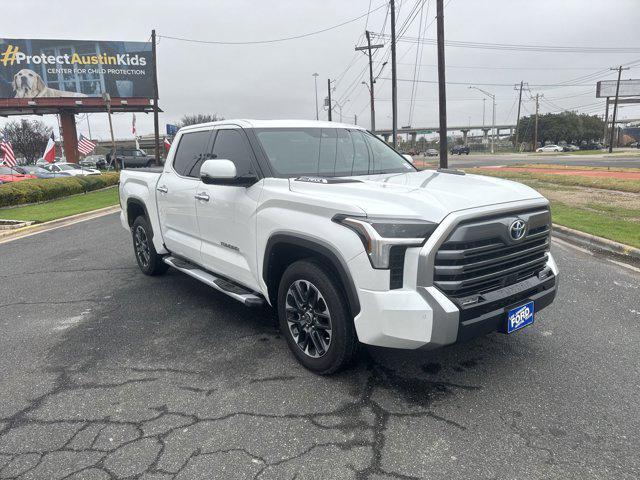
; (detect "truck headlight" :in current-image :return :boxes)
[333,215,437,269]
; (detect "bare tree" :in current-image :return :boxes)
[3,119,52,163]
[178,113,224,128]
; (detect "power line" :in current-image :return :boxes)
[375,61,639,71]
[158,2,388,45]
[408,0,429,126]
[381,77,607,87]
[372,34,640,53]
[364,0,373,31]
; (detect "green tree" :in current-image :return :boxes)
[3,119,52,163]
[178,113,224,128]
[516,111,604,148]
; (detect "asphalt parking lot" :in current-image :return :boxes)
[0,213,639,479]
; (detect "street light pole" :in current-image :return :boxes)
[469,86,496,154]
[312,73,319,120]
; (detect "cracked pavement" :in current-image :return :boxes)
[0,213,638,479]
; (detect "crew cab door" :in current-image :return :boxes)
[195,127,262,291]
[156,129,213,263]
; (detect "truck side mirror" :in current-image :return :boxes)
[200,159,258,187]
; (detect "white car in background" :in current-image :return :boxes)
[536,144,562,153]
[43,162,101,176]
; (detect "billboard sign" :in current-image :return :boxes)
[0,38,154,101]
[596,79,640,98]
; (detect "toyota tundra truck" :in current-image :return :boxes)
[119,120,558,374]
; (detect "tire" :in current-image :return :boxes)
[277,259,358,374]
[131,216,168,276]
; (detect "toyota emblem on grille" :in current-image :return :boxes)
[509,219,527,241]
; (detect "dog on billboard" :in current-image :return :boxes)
[12,69,87,98]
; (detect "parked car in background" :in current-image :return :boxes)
[580,142,604,150]
[42,162,101,176]
[424,148,438,157]
[11,165,61,179]
[536,144,562,153]
[0,166,37,183]
[450,145,470,155]
[562,144,580,152]
[107,148,153,168]
[79,155,107,170]
[36,157,66,167]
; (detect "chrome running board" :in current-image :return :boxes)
[163,256,265,307]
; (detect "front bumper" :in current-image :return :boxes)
[352,253,558,349]
[351,198,559,349]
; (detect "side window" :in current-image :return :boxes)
[210,129,256,177]
[351,130,371,173]
[172,131,211,178]
[317,129,337,175]
[335,129,355,174]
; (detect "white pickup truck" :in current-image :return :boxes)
[119,119,559,374]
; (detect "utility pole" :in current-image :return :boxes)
[514,81,524,150]
[312,73,319,120]
[608,65,629,153]
[603,97,610,144]
[533,93,540,152]
[436,0,448,168]
[151,29,161,165]
[103,92,118,171]
[355,31,383,133]
[390,0,398,148]
[327,79,332,121]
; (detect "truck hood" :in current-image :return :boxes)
[288,170,544,222]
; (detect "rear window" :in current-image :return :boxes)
[254,128,415,177]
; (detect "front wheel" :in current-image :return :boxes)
[132,216,168,276]
[277,260,358,374]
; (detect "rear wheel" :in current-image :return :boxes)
[277,259,358,374]
[132,216,168,276]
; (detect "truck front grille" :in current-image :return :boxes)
[433,208,551,299]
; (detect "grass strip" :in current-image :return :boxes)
[550,201,640,248]
[0,187,119,223]
[467,168,640,193]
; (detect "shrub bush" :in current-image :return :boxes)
[0,172,119,208]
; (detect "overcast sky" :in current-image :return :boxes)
[2,0,640,140]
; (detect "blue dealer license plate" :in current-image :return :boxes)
[507,301,534,333]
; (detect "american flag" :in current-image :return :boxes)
[78,135,96,155]
[0,139,16,167]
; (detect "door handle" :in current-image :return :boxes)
[195,192,210,202]
[156,185,168,194]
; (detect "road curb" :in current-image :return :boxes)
[0,205,121,244]
[552,223,640,264]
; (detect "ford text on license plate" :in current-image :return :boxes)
[507,301,534,333]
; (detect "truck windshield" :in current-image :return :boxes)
[254,128,416,177]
